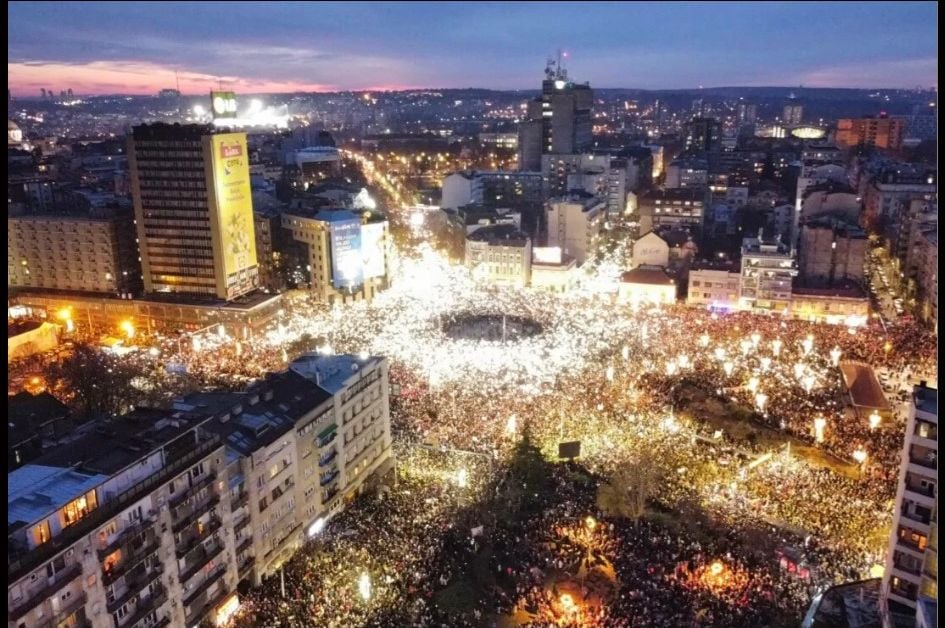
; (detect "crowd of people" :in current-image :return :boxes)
[10,232,936,626]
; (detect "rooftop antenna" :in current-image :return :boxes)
[175,70,182,119]
[544,56,555,80]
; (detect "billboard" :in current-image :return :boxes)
[209,133,258,298]
[211,91,238,119]
[330,218,363,289]
[361,222,386,279]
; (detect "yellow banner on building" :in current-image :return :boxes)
[209,133,257,285]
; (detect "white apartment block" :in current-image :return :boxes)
[546,195,604,265]
[739,234,797,313]
[7,356,394,628]
[882,383,937,624]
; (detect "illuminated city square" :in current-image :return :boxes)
[7,3,938,628]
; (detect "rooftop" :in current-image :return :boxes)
[839,362,889,411]
[621,265,675,286]
[467,224,530,247]
[28,407,204,475]
[8,465,108,527]
[913,384,937,416]
[290,353,383,395]
[800,578,881,628]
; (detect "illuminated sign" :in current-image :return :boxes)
[210,91,238,119]
[330,217,363,289]
[209,133,258,299]
[361,222,386,279]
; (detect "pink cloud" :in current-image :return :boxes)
[8,60,337,96]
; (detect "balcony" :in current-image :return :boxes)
[234,513,250,534]
[320,470,339,487]
[184,584,233,628]
[178,541,224,583]
[908,451,937,470]
[121,587,168,628]
[9,562,83,621]
[319,449,337,467]
[238,554,254,576]
[171,492,220,533]
[98,518,158,559]
[892,557,923,577]
[182,564,227,608]
[102,534,160,586]
[900,506,932,527]
[106,564,163,613]
[236,535,253,555]
[905,481,936,498]
[176,518,223,559]
[230,491,249,511]
[169,471,217,509]
[40,591,88,628]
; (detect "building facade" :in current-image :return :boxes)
[739,235,797,313]
[837,116,906,151]
[546,195,604,265]
[637,188,706,234]
[129,123,259,301]
[6,355,394,628]
[464,225,532,287]
[882,383,937,626]
[798,216,868,285]
[687,266,741,311]
[281,208,390,305]
[8,210,142,296]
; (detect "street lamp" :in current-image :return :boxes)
[723,361,734,377]
[57,308,75,333]
[585,516,597,531]
[868,412,881,430]
[747,377,759,393]
[506,415,517,435]
[772,339,782,357]
[120,319,135,340]
[456,468,468,488]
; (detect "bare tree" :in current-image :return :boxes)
[597,458,662,522]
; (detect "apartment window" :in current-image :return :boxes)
[30,521,50,547]
[62,491,97,527]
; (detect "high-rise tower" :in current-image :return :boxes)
[129,123,259,300]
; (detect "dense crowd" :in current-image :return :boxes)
[10,238,936,627]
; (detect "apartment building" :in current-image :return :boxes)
[882,383,937,626]
[8,210,142,296]
[281,208,391,305]
[687,263,741,311]
[464,224,532,287]
[637,188,706,234]
[7,356,394,628]
[739,233,797,313]
[546,194,604,265]
[7,414,238,628]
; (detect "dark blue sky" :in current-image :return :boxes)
[8,1,938,95]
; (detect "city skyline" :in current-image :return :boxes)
[8,1,938,96]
